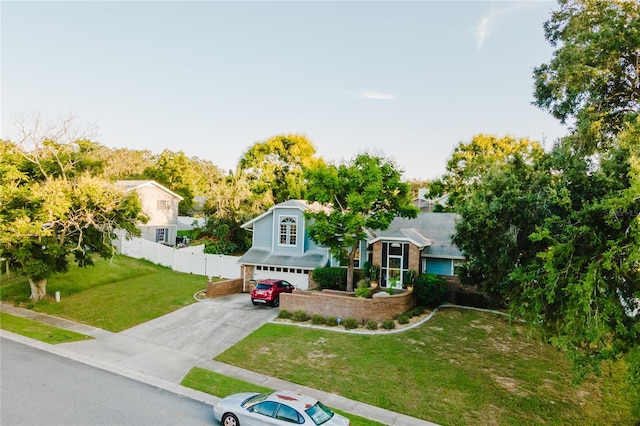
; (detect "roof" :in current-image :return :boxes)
[265,390,320,412]
[115,180,184,201]
[238,247,329,269]
[370,213,464,259]
[241,199,329,230]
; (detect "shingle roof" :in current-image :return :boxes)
[238,248,329,269]
[370,213,463,259]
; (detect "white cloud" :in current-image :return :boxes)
[474,2,535,49]
[359,90,396,100]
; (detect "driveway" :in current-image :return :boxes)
[60,293,278,383]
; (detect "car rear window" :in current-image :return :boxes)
[255,283,273,290]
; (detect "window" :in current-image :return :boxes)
[279,216,297,246]
[381,242,409,287]
[275,404,303,424]
[250,401,278,417]
[157,199,171,210]
[156,228,168,243]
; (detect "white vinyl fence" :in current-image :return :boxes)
[113,233,241,279]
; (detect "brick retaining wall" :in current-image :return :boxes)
[280,289,416,322]
[206,278,244,298]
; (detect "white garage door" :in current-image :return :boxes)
[252,266,311,290]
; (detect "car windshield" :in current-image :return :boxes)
[305,401,334,425]
[241,393,268,409]
[255,283,273,290]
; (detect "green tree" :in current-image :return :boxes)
[304,153,418,292]
[444,134,545,206]
[532,0,640,153]
[237,134,325,205]
[452,150,551,301]
[197,170,268,254]
[0,120,145,301]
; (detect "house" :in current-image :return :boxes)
[237,200,333,290]
[367,212,464,287]
[237,199,464,290]
[412,188,450,212]
[115,180,183,246]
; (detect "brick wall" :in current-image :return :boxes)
[280,290,416,322]
[206,278,244,298]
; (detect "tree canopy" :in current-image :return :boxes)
[304,153,418,292]
[450,0,639,408]
[0,119,146,301]
[237,134,325,205]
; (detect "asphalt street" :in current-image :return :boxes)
[1,337,215,426]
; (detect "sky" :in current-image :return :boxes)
[1,1,569,181]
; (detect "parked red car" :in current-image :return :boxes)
[251,279,294,307]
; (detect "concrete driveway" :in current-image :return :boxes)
[60,293,278,383]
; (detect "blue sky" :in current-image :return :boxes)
[2,1,568,180]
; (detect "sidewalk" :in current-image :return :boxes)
[0,296,439,426]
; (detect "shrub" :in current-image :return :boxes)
[343,318,359,329]
[311,267,347,291]
[410,306,426,317]
[311,314,326,325]
[365,319,378,330]
[381,319,396,330]
[355,287,372,298]
[413,273,447,308]
[397,314,410,324]
[278,309,292,319]
[292,310,309,322]
[325,316,338,326]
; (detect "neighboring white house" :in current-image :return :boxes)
[115,180,183,246]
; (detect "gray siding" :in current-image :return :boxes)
[252,216,273,249]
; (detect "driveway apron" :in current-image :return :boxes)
[59,293,277,383]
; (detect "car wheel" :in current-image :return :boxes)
[272,295,280,307]
[222,413,240,426]
[251,300,258,305]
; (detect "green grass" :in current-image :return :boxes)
[214,308,636,426]
[1,259,635,425]
[0,311,93,344]
[181,367,385,426]
[0,255,211,332]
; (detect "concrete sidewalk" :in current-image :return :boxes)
[0,295,438,426]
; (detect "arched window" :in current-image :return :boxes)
[279,216,297,246]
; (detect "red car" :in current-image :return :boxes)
[251,279,294,307]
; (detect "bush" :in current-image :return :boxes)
[311,267,347,291]
[414,273,447,308]
[292,310,309,322]
[325,316,338,326]
[410,306,426,317]
[381,319,396,330]
[365,319,378,330]
[278,309,292,319]
[355,286,372,298]
[311,314,326,325]
[397,313,410,324]
[343,318,359,329]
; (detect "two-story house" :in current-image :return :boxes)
[238,200,464,290]
[115,180,183,246]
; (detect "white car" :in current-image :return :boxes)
[213,390,351,426]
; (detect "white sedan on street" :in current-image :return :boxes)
[213,390,351,426]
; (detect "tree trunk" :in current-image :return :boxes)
[28,278,47,301]
[346,244,358,293]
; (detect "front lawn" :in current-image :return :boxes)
[214,308,635,426]
[0,255,211,332]
[0,312,93,344]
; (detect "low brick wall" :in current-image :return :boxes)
[206,278,244,299]
[280,289,416,322]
